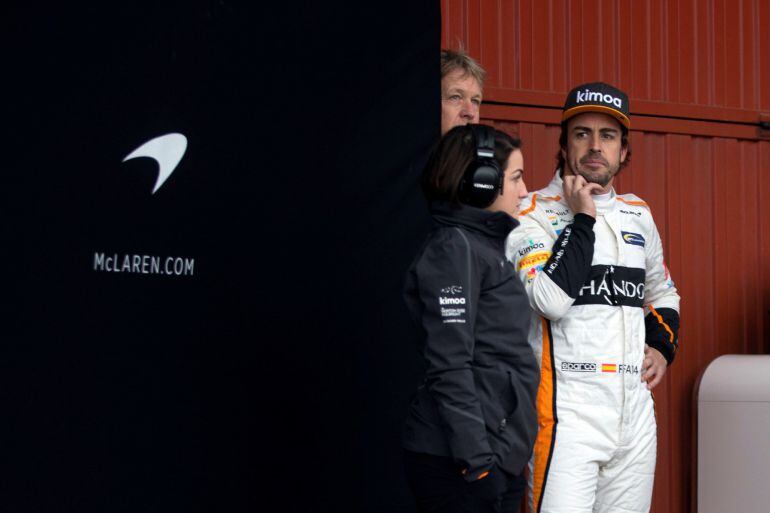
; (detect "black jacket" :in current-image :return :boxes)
[403,202,539,481]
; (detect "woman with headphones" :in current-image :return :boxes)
[402,124,539,513]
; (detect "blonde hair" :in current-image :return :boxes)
[441,48,486,88]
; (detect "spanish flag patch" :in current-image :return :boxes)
[601,363,617,373]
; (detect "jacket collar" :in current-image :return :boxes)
[430,201,519,239]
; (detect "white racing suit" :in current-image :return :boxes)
[506,172,680,513]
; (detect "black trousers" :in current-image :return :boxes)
[403,450,526,513]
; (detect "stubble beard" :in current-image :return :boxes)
[568,158,619,188]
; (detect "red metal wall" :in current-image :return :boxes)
[442,2,770,513]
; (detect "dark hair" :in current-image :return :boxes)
[421,124,521,205]
[555,120,631,172]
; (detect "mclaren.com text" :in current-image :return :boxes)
[93,252,195,276]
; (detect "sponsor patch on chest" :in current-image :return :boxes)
[574,265,646,307]
[621,231,645,247]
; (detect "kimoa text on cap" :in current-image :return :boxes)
[575,89,622,109]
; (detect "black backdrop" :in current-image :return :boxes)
[6,2,438,511]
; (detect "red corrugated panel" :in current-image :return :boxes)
[443,4,770,513]
[762,1,770,111]
[442,0,770,122]
[761,144,770,352]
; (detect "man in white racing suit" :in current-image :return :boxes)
[506,82,680,513]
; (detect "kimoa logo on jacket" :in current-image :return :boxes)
[576,89,623,109]
[439,296,466,305]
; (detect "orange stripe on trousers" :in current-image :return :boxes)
[532,317,557,513]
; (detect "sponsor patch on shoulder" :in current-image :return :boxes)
[517,251,551,271]
[525,264,544,283]
[516,240,546,257]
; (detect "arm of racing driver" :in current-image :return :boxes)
[506,175,601,320]
[642,218,681,366]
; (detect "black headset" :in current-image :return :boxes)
[459,125,503,208]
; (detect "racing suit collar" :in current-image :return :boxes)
[429,201,519,239]
[552,170,617,215]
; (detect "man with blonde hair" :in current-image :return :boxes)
[441,49,486,134]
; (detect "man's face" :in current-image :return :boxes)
[561,112,628,190]
[441,69,482,135]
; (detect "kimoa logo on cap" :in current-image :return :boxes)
[575,89,623,109]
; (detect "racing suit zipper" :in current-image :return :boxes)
[607,265,618,306]
[607,215,627,444]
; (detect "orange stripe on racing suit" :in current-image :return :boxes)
[532,317,558,513]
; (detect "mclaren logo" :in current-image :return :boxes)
[123,133,188,194]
